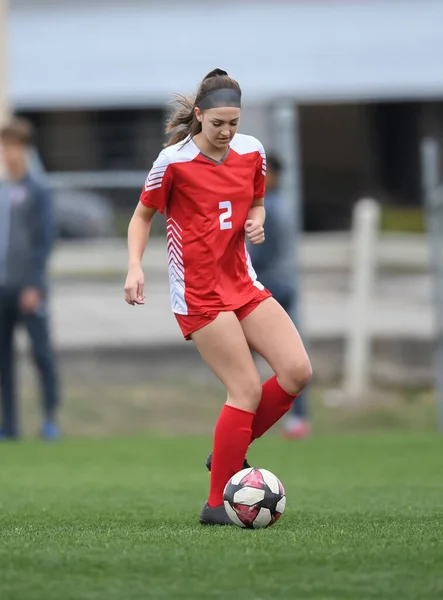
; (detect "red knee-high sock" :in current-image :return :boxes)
[208,405,255,508]
[251,375,296,442]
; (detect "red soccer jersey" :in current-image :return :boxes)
[139,133,267,315]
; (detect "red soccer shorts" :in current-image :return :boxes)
[175,288,272,340]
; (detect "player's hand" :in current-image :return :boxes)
[125,264,145,306]
[245,219,265,245]
[20,288,42,314]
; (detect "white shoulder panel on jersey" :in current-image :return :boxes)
[230,133,265,156]
[155,138,200,167]
[144,139,200,192]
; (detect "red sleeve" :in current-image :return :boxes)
[254,142,266,199]
[139,151,173,214]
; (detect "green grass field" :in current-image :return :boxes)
[1,434,442,600]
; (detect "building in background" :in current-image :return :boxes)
[7,0,443,231]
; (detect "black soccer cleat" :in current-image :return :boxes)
[199,501,234,526]
[205,451,251,473]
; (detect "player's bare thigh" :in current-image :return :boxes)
[240,297,312,395]
[191,311,262,412]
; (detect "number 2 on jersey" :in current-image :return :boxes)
[219,201,232,230]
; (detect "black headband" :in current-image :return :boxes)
[198,88,242,110]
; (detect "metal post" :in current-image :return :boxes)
[271,100,302,323]
[343,198,381,398]
[421,137,443,433]
[270,100,310,421]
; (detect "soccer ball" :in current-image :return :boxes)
[223,467,286,528]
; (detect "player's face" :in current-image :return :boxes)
[198,107,240,149]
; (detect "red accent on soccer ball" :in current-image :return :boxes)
[269,511,283,526]
[233,502,260,526]
[240,469,265,489]
[278,480,285,495]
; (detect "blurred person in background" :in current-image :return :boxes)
[247,154,310,439]
[0,118,60,441]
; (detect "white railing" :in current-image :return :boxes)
[343,198,381,399]
[46,171,147,190]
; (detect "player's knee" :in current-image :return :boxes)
[278,357,312,396]
[228,378,262,412]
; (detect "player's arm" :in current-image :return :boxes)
[127,203,156,268]
[245,198,266,245]
[125,203,156,306]
[248,197,266,226]
[245,142,267,245]
[125,153,172,305]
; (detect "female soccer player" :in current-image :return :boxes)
[125,69,312,525]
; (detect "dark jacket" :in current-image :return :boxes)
[0,174,56,291]
[248,189,296,303]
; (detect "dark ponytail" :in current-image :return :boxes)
[203,68,229,80]
[165,69,241,147]
[165,94,201,147]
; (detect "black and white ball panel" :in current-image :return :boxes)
[223,467,286,529]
